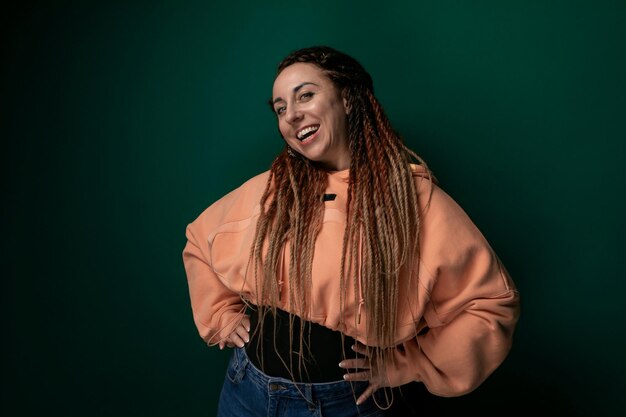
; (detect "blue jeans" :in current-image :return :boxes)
[217,347,387,417]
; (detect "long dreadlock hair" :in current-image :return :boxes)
[249,45,430,386]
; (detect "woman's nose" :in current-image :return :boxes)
[285,106,303,124]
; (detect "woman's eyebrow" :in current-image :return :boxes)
[294,81,318,92]
[273,82,319,104]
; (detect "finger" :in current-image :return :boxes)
[351,342,368,355]
[357,383,379,406]
[234,324,250,343]
[241,315,251,332]
[339,358,370,369]
[229,333,245,348]
[342,370,371,381]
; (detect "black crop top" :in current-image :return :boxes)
[245,306,357,383]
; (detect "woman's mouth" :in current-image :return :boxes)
[296,125,320,144]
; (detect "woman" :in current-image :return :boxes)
[182,46,520,416]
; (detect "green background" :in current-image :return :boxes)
[4,1,625,416]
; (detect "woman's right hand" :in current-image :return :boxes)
[217,315,250,350]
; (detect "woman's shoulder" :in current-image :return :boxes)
[409,162,437,183]
[409,162,437,200]
[227,169,272,201]
[408,163,467,221]
[187,170,271,233]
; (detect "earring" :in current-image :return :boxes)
[287,146,297,157]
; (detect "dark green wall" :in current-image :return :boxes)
[4,1,625,416]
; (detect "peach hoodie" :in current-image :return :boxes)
[182,165,520,397]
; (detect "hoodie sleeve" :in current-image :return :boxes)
[182,217,246,346]
[386,182,520,397]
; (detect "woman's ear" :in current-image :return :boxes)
[342,90,350,115]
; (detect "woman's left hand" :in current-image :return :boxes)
[338,341,391,405]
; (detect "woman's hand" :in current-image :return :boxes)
[339,341,392,405]
[217,315,251,350]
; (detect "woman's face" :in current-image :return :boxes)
[272,63,350,171]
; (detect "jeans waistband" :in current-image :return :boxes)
[234,347,366,400]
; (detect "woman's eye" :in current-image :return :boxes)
[275,106,286,115]
[299,92,314,100]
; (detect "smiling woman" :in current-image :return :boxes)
[182,45,520,416]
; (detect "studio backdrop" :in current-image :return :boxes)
[4,1,625,416]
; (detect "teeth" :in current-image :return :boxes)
[297,125,319,139]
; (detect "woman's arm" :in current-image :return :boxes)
[182,222,248,347]
[342,181,520,400]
